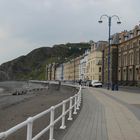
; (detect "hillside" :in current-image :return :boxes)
[0,43,90,81]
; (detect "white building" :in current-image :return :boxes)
[55,64,64,80]
[79,50,90,81]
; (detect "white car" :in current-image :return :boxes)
[91,80,102,87]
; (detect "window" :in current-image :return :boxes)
[118,55,121,67]
[133,42,137,48]
[127,45,129,50]
[99,67,101,72]
[129,52,134,65]
[136,51,139,64]
[138,30,140,35]
[130,33,133,39]
[125,55,126,66]
[99,76,101,81]
[132,52,134,65]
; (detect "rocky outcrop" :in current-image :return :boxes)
[0,70,9,81]
[0,43,90,80]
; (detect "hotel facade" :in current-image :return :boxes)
[118,25,140,86]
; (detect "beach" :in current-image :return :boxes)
[0,81,78,140]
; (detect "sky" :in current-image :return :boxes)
[0,0,139,64]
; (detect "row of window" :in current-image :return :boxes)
[119,41,140,52]
[118,67,140,81]
[119,30,140,43]
[118,50,140,67]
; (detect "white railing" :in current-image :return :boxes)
[0,85,82,140]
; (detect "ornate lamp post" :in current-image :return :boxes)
[98,15,121,90]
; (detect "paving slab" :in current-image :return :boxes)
[90,88,140,140]
[62,87,140,140]
[62,88,108,140]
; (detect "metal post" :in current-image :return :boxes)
[76,94,80,110]
[102,49,105,84]
[68,97,73,120]
[74,58,75,83]
[49,106,55,140]
[79,89,81,105]
[0,132,6,140]
[27,117,33,140]
[108,17,111,90]
[73,95,77,114]
[78,87,82,106]
[60,101,66,129]
[98,14,121,90]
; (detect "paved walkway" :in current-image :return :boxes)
[62,87,140,140]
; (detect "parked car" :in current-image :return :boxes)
[91,80,102,87]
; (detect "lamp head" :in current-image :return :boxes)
[98,20,103,23]
[117,21,121,24]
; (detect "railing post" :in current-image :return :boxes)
[79,87,82,105]
[49,106,55,140]
[68,97,73,121]
[76,93,80,110]
[27,117,33,140]
[73,95,77,114]
[0,132,6,140]
[60,101,66,129]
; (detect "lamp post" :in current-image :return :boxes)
[98,15,121,90]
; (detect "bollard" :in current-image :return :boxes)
[68,97,73,120]
[49,106,55,140]
[60,101,66,129]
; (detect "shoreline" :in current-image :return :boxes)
[0,82,78,140]
[0,87,4,94]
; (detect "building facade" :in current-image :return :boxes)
[103,25,140,87]
[118,25,140,86]
[46,63,56,81]
[86,41,107,81]
[63,55,83,81]
[55,64,64,80]
[79,50,89,80]
[102,33,119,86]
[46,64,52,80]
[63,61,71,81]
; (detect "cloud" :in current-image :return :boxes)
[0,0,139,64]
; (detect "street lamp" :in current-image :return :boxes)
[98,15,121,90]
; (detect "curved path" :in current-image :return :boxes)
[62,87,140,140]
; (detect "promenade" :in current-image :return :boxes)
[62,87,140,140]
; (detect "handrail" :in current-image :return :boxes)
[0,85,82,140]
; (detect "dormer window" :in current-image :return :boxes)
[137,29,140,35]
[130,31,134,38]
[119,37,122,43]
[124,35,128,41]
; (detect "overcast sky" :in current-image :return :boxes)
[0,0,139,64]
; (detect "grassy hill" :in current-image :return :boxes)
[0,43,90,80]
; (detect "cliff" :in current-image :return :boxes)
[0,43,90,81]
